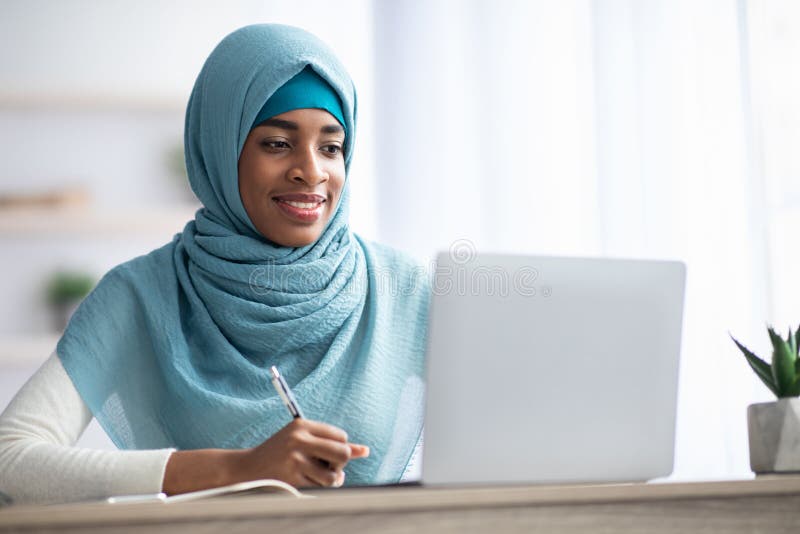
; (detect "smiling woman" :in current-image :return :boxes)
[0,24,430,504]
[239,108,346,247]
[238,64,348,248]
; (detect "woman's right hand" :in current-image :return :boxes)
[162,419,369,495]
[230,419,369,488]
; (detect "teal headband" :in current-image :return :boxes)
[251,65,346,131]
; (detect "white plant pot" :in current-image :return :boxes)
[748,398,800,473]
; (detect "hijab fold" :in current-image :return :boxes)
[57,24,429,485]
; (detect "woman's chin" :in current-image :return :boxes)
[262,227,323,248]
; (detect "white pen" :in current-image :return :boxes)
[270,366,306,419]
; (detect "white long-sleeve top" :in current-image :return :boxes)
[0,351,174,505]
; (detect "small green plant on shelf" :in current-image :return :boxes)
[45,270,95,331]
[730,325,800,398]
[45,271,95,306]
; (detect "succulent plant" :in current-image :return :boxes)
[731,326,800,398]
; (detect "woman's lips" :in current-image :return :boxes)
[273,197,325,222]
[273,193,326,203]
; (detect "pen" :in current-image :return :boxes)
[270,365,333,470]
[270,365,305,419]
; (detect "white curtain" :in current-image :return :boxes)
[372,0,771,480]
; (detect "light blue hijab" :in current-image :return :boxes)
[57,24,430,485]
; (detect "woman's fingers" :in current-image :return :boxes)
[348,443,370,458]
[246,419,366,487]
[300,419,349,442]
[291,420,369,470]
[298,456,344,487]
[302,434,352,471]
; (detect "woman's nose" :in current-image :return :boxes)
[287,149,328,186]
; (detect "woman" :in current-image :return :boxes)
[0,24,429,504]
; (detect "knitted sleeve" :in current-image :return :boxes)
[0,351,174,505]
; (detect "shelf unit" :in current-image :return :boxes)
[0,92,186,112]
[0,205,200,237]
[0,205,201,363]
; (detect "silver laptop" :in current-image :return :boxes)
[421,251,686,485]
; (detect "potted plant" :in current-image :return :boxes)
[731,326,800,473]
[45,270,95,331]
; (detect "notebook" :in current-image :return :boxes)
[106,479,306,504]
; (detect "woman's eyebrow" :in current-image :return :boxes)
[260,118,298,130]
[321,124,344,135]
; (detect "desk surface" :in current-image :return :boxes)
[2,476,800,533]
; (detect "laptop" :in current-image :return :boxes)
[420,251,686,486]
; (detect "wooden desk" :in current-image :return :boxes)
[2,477,799,533]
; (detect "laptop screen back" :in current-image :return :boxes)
[422,252,686,485]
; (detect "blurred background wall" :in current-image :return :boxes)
[1,0,799,482]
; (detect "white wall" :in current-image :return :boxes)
[0,0,375,104]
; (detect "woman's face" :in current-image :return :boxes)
[238,108,346,247]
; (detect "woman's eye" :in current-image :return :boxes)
[321,145,342,155]
[262,140,290,150]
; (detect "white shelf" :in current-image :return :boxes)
[0,334,60,367]
[0,92,186,112]
[0,206,200,237]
